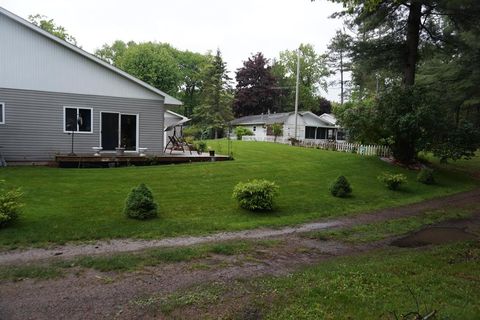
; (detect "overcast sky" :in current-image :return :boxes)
[0,0,346,101]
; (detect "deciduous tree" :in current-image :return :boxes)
[273,44,329,112]
[28,14,78,45]
[233,53,278,117]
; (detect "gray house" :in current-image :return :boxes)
[0,7,182,164]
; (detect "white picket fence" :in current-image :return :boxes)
[241,135,289,144]
[242,135,391,157]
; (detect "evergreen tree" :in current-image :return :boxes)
[193,49,233,138]
[326,30,353,105]
[327,0,480,163]
[233,53,278,117]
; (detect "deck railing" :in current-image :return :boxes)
[241,135,391,157]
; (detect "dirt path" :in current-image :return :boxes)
[1,214,479,320]
[1,188,479,265]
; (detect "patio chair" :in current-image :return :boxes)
[164,135,185,154]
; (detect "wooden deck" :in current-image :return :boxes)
[55,152,232,168]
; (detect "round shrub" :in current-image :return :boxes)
[377,173,407,190]
[234,126,254,140]
[195,141,208,153]
[417,168,435,185]
[0,185,23,228]
[233,179,279,211]
[330,176,352,197]
[124,183,158,220]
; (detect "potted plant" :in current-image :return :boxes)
[208,147,215,157]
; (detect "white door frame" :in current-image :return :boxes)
[99,111,140,153]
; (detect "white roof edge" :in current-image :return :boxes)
[0,6,182,106]
[166,109,190,122]
[318,113,337,125]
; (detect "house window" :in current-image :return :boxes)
[305,126,316,139]
[0,103,4,124]
[327,129,334,140]
[64,107,92,133]
[316,128,326,139]
[253,126,256,132]
[337,130,346,140]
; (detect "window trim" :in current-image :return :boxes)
[0,102,5,124]
[63,106,93,134]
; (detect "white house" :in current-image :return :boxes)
[230,111,346,142]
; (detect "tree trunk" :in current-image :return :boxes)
[340,49,344,105]
[403,1,422,87]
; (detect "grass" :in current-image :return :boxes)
[0,240,277,281]
[131,283,226,316]
[0,141,478,248]
[303,206,477,243]
[0,264,63,281]
[152,241,480,319]
[421,151,480,176]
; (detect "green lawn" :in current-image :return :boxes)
[0,141,477,248]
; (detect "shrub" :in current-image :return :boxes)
[234,126,254,140]
[124,183,158,220]
[417,168,435,185]
[330,176,352,197]
[377,173,407,190]
[233,179,279,211]
[195,141,208,153]
[0,183,23,228]
[270,123,283,142]
[183,125,203,140]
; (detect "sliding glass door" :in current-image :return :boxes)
[101,112,137,151]
[120,114,137,151]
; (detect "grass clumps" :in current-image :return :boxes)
[330,176,352,197]
[124,183,158,220]
[233,179,279,211]
[378,173,407,190]
[417,168,435,185]
[0,181,23,228]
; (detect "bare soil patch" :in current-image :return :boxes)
[391,227,477,247]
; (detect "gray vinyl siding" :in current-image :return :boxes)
[0,88,165,162]
[0,12,162,101]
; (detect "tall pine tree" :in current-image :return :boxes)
[326,30,352,105]
[193,49,233,138]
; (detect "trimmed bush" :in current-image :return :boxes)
[183,125,203,140]
[195,141,208,153]
[234,126,254,140]
[330,176,352,197]
[377,173,407,190]
[0,183,23,228]
[124,183,158,220]
[417,168,435,185]
[233,179,279,211]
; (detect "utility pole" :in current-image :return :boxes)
[294,47,300,140]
